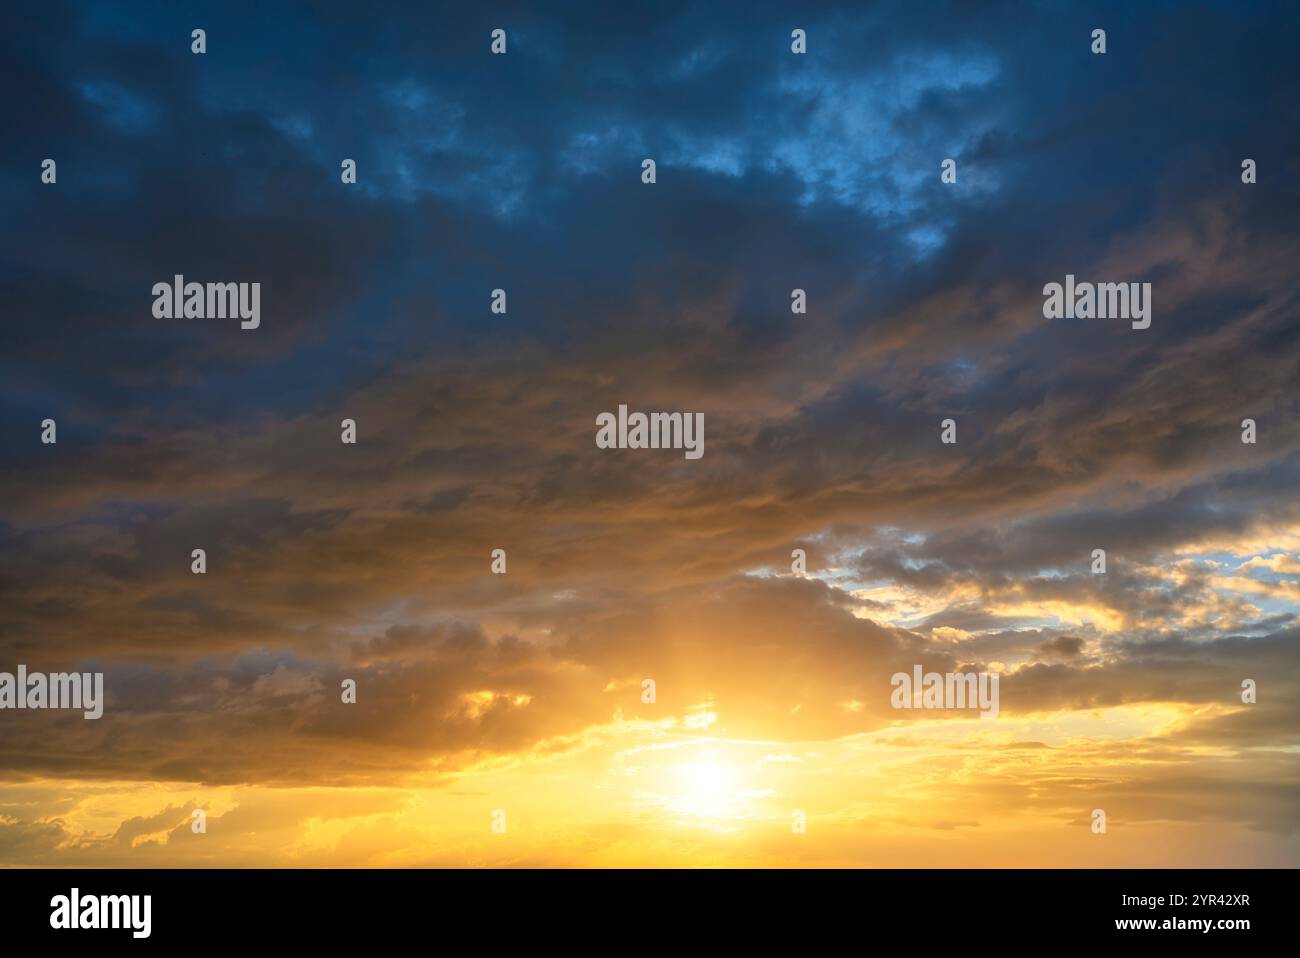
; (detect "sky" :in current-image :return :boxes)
[1,0,1298,867]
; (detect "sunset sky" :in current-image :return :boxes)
[2,0,1298,867]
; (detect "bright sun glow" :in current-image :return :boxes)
[671,759,739,819]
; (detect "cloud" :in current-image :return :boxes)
[1,0,1298,863]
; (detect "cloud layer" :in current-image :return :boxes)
[1,0,1297,865]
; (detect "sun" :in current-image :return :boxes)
[672,759,738,819]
